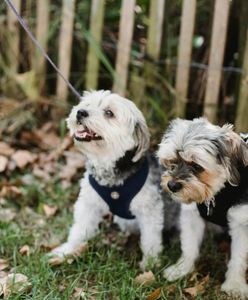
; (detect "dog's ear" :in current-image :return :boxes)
[221,127,248,185]
[132,120,150,162]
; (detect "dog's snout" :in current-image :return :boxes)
[77,109,89,121]
[167,180,182,193]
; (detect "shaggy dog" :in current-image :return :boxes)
[51,90,176,268]
[157,117,248,299]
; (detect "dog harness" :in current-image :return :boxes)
[197,166,248,227]
[89,158,149,219]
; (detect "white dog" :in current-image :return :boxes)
[157,117,248,299]
[51,90,172,268]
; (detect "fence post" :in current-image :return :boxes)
[147,0,165,60]
[130,0,165,111]
[56,0,76,102]
[113,0,135,96]
[203,0,230,123]
[85,0,105,90]
[175,0,196,117]
[34,0,50,93]
[7,0,21,73]
[236,29,248,132]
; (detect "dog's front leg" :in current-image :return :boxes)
[51,187,107,257]
[137,205,164,270]
[221,205,248,299]
[164,203,205,281]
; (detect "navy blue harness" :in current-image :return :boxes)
[89,158,149,219]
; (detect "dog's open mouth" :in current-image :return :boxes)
[74,127,102,142]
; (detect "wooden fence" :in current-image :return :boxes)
[4,0,248,131]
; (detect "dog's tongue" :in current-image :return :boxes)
[76,128,95,138]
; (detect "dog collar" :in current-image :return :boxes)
[88,157,149,219]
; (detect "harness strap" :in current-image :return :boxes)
[89,158,149,220]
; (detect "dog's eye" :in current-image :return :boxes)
[104,110,114,118]
[169,164,176,171]
[191,162,204,172]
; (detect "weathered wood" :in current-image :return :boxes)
[113,0,135,96]
[131,0,165,110]
[175,0,196,117]
[7,0,21,73]
[203,0,230,122]
[56,0,76,101]
[34,0,50,93]
[85,0,105,90]
[236,28,248,132]
[146,0,165,60]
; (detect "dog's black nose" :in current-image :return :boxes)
[77,109,89,121]
[167,180,182,193]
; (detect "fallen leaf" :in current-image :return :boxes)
[72,287,86,298]
[135,271,155,286]
[166,284,176,294]
[33,167,51,182]
[72,287,98,299]
[0,273,31,297]
[0,142,14,157]
[19,245,30,256]
[0,186,22,198]
[43,204,58,217]
[146,287,161,300]
[0,156,8,173]
[0,259,9,271]
[59,164,77,181]
[0,208,16,222]
[183,286,199,298]
[183,274,209,298]
[11,150,37,169]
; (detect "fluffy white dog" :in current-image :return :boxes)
[51,90,172,268]
[157,118,248,299]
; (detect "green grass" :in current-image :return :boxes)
[0,175,232,300]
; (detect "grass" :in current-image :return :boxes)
[0,173,233,300]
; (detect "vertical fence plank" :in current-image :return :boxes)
[203,0,230,122]
[131,0,165,110]
[113,0,136,96]
[175,0,196,117]
[34,0,50,93]
[147,0,165,60]
[56,0,76,101]
[236,29,248,132]
[7,0,21,73]
[85,0,105,90]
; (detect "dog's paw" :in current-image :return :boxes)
[48,243,74,258]
[163,257,194,281]
[139,256,160,270]
[221,280,248,299]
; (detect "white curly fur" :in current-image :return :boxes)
[51,90,165,268]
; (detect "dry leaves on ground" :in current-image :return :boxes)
[11,150,37,169]
[0,273,31,298]
[0,156,8,173]
[0,260,9,272]
[43,204,58,218]
[19,245,30,256]
[146,287,161,300]
[72,287,98,299]
[183,274,209,298]
[135,271,155,286]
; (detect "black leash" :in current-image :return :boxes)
[5,0,82,100]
